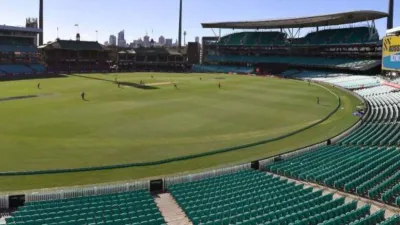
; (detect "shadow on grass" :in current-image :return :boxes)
[69,74,159,90]
[0,95,38,102]
[0,74,68,82]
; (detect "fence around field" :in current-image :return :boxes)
[0,195,8,209]
[164,163,251,189]
[24,180,149,203]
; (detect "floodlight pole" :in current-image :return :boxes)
[39,0,43,46]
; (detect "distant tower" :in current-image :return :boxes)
[387,0,394,29]
[178,0,182,50]
[39,0,43,45]
[76,33,80,41]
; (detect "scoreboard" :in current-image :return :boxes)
[382,35,400,73]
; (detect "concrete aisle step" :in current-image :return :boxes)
[154,193,193,225]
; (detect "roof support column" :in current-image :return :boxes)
[294,28,301,38]
[211,28,218,37]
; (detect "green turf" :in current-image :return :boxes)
[0,73,361,191]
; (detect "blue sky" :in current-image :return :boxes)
[0,0,398,44]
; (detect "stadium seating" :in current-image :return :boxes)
[168,169,393,225]
[5,189,165,225]
[0,45,38,53]
[297,27,377,45]
[191,64,253,74]
[266,90,400,205]
[280,70,300,77]
[29,64,46,73]
[218,32,286,46]
[216,27,377,46]
[205,55,380,71]
[391,77,400,85]
[0,65,34,74]
[312,75,381,89]
[355,86,396,97]
[285,71,381,89]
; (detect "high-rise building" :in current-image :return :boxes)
[158,35,165,45]
[117,30,126,47]
[104,41,109,46]
[143,35,150,47]
[136,38,144,47]
[118,39,127,47]
[109,35,117,46]
[195,36,200,43]
[118,30,125,41]
[165,38,173,47]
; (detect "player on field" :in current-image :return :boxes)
[317,97,320,104]
[37,83,41,89]
[174,82,179,90]
[81,92,86,101]
[218,82,221,89]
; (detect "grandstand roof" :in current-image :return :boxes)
[201,10,388,29]
[387,26,400,35]
[134,47,183,56]
[118,50,136,54]
[39,39,108,51]
[0,25,42,33]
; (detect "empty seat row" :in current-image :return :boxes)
[6,189,165,225]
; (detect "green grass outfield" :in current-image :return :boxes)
[0,73,361,191]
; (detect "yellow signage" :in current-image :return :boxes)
[382,36,400,72]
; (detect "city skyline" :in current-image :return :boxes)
[104,33,191,48]
[0,0,398,44]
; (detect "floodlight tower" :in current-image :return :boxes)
[39,0,43,45]
[387,0,394,29]
[178,0,182,50]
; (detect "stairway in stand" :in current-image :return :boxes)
[154,193,192,225]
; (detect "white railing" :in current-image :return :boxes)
[164,163,251,189]
[25,180,149,203]
[259,141,326,169]
[331,119,363,144]
[0,195,8,209]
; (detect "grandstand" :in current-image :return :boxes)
[168,169,400,225]
[266,88,400,206]
[0,23,46,80]
[116,47,188,72]
[3,169,399,225]
[198,11,386,74]
[5,189,165,225]
[39,38,110,73]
